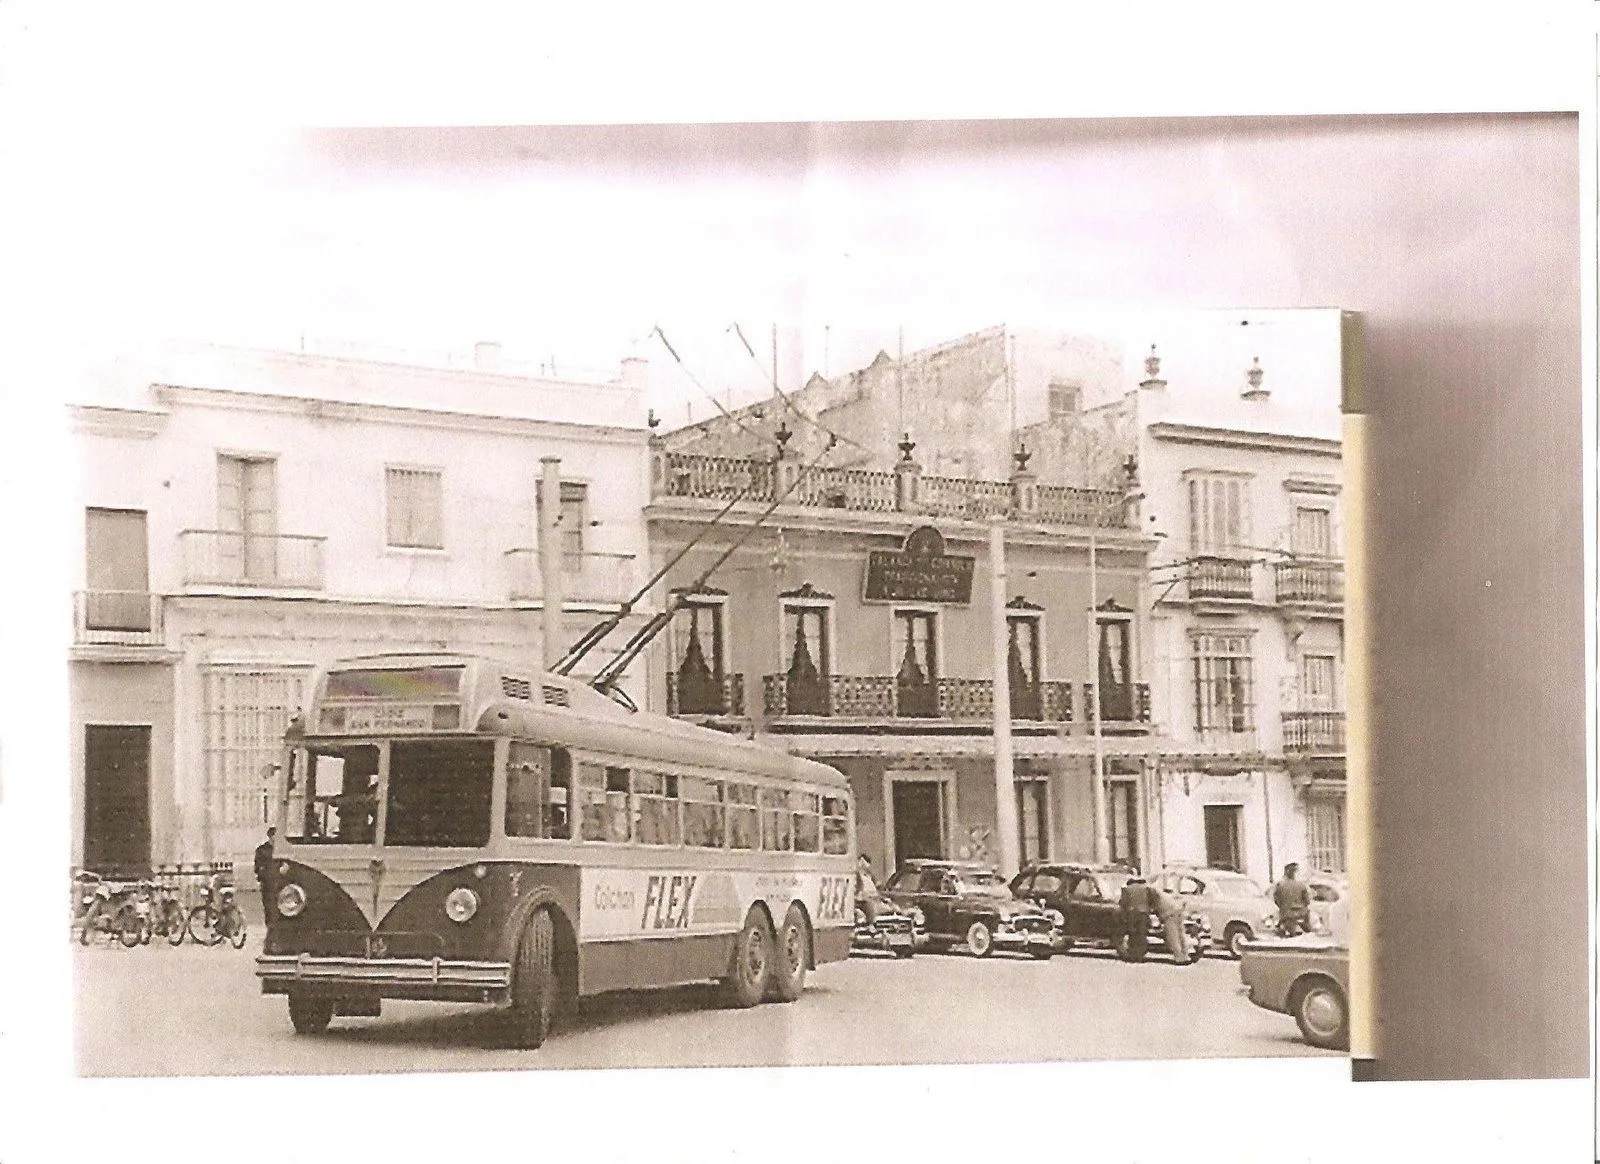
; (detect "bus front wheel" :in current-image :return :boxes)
[767,904,810,1003]
[722,908,774,1009]
[288,993,333,1035]
[504,909,558,1050]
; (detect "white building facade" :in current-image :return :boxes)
[69,345,653,874]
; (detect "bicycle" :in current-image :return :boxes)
[151,882,187,946]
[187,876,248,949]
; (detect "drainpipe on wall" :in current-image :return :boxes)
[1260,765,1276,879]
[989,517,1020,880]
[539,456,564,673]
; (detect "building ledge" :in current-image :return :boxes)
[70,645,182,664]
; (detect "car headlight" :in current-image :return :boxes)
[444,887,480,924]
[276,883,307,918]
[1046,909,1065,927]
[910,907,925,926]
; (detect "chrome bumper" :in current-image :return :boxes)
[256,953,512,990]
[994,927,1055,948]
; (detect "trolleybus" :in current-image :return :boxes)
[255,652,856,1048]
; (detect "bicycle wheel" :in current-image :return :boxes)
[117,910,143,948]
[164,902,186,946]
[228,909,248,949]
[187,905,222,947]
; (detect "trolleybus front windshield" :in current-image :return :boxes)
[286,739,495,848]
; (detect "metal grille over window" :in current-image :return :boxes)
[1191,632,1255,733]
[203,668,307,844]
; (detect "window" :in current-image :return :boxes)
[1293,506,1335,557]
[1096,615,1134,721]
[1307,800,1347,875]
[1016,779,1048,864]
[1192,632,1255,732]
[792,790,821,853]
[726,782,759,850]
[1107,780,1139,870]
[1301,654,1337,711]
[217,455,279,582]
[1032,871,1063,895]
[1188,473,1251,555]
[1203,804,1244,873]
[578,762,632,843]
[287,745,379,843]
[1048,381,1082,419]
[536,481,589,563]
[682,775,726,848]
[384,740,494,848]
[386,467,444,549]
[84,508,151,630]
[505,743,572,840]
[781,601,832,715]
[203,667,308,830]
[672,596,727,715]
[893,609,938,717]
[760,787,794,851]
[1007,614,1042,719]
[633,771,681,846]
[822,795,850,855]
[1069,875,1102,900]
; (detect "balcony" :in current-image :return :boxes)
[74,590,164,647]
[180,530,325,590]
[665,672,746,718]
[1275,559,1344,608]
[761,673,1076,727]
[1188,556,1254,602]
[505,549,637,604]
[1081,682,1153,731]
[1282,710,1346,754]
[657,452,1129,530]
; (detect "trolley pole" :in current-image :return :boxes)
[539,456,564,673]
[990,517,1020,879]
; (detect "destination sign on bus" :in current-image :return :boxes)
[342,704,435,733]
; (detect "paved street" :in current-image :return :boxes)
[75,927,1332,1075]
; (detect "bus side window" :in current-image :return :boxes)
[681,775,724,848]
[577,762,611,843]
[726,782,759,850]
[505,743,548,838]
[547,748,572,840]
[634,771,681,846]
[604,766,632,843]
[760,788,794,852]
[793,790,821,853]
[822,795,850,855]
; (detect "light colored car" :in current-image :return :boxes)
[1261,870,1349,938]
[1237,936,1350,1050]
[1153,866,1272,958]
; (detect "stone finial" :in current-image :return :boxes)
[1243,356,1268,400]
[1139,344,1167,391]
[1013,443,1032,473]
[897,432,917,463]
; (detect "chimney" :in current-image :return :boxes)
[474,342,503,372]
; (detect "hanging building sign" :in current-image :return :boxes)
[863,525,974,604]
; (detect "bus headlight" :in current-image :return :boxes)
[276,884,307,918]
[445,887,479,924]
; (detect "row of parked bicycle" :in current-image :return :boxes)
[72,864,249,949]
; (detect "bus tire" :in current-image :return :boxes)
[288,993,334,1035]
[505,909,558,1050]
[721,907,774,1009]
[767,904,810,1003]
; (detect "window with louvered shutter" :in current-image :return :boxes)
[386,467,444,549]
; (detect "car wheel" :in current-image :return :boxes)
[287,993,334,1035]
[721,907,774,1008]
[767,905,809,1003]
[894,944,916,959]
[1292,978,1350,1051]
[965,921,994,958]
[1029,945,1053,960]
[1055,938,1075,954]
[1224,924,1252,959]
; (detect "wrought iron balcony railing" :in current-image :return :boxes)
[762,673,1076,724]
[179,530,325,590]
[1188,555,1254,601]
[666,672,746,718]
[505,549,637,604]
[1282,710,1346,753]
[1081,682,1153,727]
[1274,559,1345,607]
[74,590,164,646]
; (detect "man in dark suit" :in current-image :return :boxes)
[254,826,278,925]
[1117,874,1156,961]
[1272,862,1313,936]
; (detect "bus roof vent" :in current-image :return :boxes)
[501,676,533,701]
[542,684,571,708]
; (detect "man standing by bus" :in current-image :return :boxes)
[254,826,278,926]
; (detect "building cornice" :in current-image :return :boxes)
[69,404,168,439]
[1282,475,1342,496]
[1149,422,1341,458]
[149,383,648,447]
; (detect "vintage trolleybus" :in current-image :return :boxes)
[255,653,856,1048]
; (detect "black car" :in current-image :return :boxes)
[1009,862,1210,963]
[852,867,924,958]
[882,859,1055,959]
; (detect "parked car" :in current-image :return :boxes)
[881,859,1056,958]
[852,865,925,958]
[1237,935,1350,1050]
[1153,866,1273,958]
[1009,862,1211,963]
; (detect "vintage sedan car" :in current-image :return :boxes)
[1262,871,1348,937]
[852,867,925,958]
[1009,862,1211,963]
[1238,935,1350,1050]
[882,859,1055,958]
[1153,866,1273,958]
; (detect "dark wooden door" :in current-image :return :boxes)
[892,781,944,864]
[84,725,151,876]
[1203,804,1243,873]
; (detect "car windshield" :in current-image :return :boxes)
[1211,874,1265,898]
[957,871,1015,898]
[1096,872,1132,896]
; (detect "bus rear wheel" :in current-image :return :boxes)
[722,908,774,1009]
[767,905,810,1003]
[504,909,558,1050]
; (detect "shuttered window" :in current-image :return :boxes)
[1188,473,1251,555]
[1306,799,1347,874]
[385,467,444,549]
